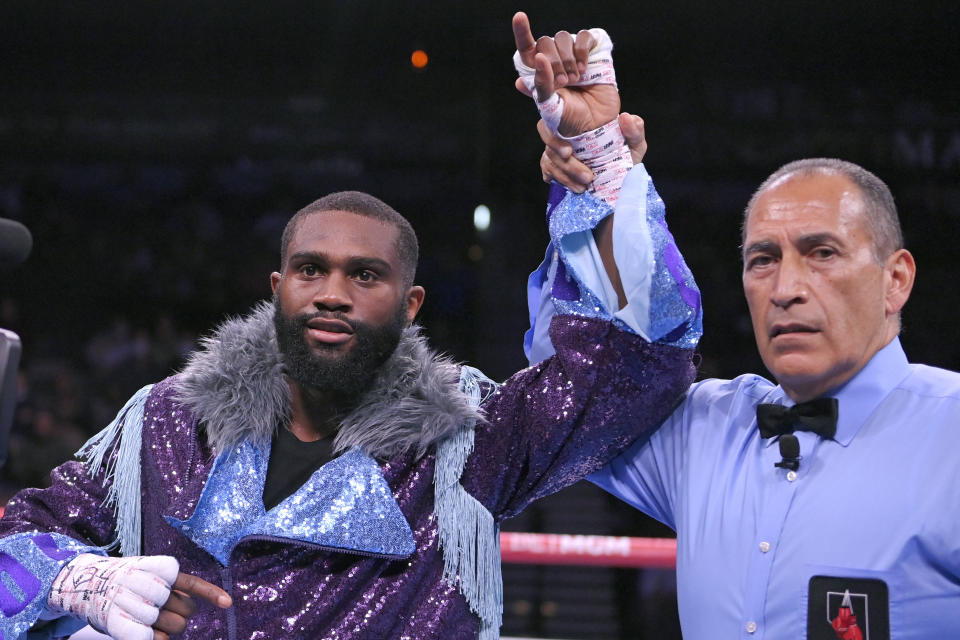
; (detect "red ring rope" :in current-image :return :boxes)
[500,532,676,569]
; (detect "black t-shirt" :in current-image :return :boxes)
[262,426,335,511]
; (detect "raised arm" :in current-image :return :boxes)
[514,14,702,364]
[511,11,620,137]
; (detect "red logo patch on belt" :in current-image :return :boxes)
[807,576,889,640]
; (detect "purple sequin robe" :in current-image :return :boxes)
[0,187,699,640]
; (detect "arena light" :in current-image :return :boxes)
[473,204,491,232]
[411,49,428,69]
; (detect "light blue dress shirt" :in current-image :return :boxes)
[591,338,960,639]
[530,167,960,639]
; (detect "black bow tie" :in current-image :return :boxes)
[756,398,838,440]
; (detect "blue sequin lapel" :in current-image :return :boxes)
[165,441,415,565]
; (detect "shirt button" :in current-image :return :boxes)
[786,470,798,482]
[746,621,757,633]
[759,541,771,553]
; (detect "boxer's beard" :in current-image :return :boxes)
[273,297,407,398]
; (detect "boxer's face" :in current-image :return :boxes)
[271,210,424,395]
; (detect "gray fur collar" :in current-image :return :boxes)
[172,301,482,458]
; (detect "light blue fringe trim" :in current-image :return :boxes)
[76,384,154,557]
[435,366,502,640]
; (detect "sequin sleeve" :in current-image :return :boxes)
[0,391,145,636]
[525,165,702,363]
[466,314,696,521]
[0,459,116,637]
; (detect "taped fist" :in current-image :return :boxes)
[48,553,232,640]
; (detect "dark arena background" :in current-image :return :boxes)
[1,2,958,638]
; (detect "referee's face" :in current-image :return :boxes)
[741,172,912,402]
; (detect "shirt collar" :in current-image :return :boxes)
[772,337,910,447]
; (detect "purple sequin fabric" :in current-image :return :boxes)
[0,316,694,639]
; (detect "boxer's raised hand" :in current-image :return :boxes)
[512,11,620,137]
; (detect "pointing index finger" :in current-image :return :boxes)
[171,572,233,609]
[512,12,537,67]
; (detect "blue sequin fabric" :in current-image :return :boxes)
[546,181,701,349]
[548,187,617,320]
[167,445,415,565]
[643,181,702,348]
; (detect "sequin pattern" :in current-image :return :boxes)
[545,180,701,350]
[166,444,415,565]
[547,187,617,321]
[645,181,702,349]
[0,313,695,639]
[463,315,696,522]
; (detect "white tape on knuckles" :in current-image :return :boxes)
[48,553,179,640]
[513,28,617,133]
[513,28,630,204]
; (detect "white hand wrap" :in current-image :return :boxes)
[513,27,618,132]
[513,28,632,204]
[562,119,633,205]
[47,553,179,640]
